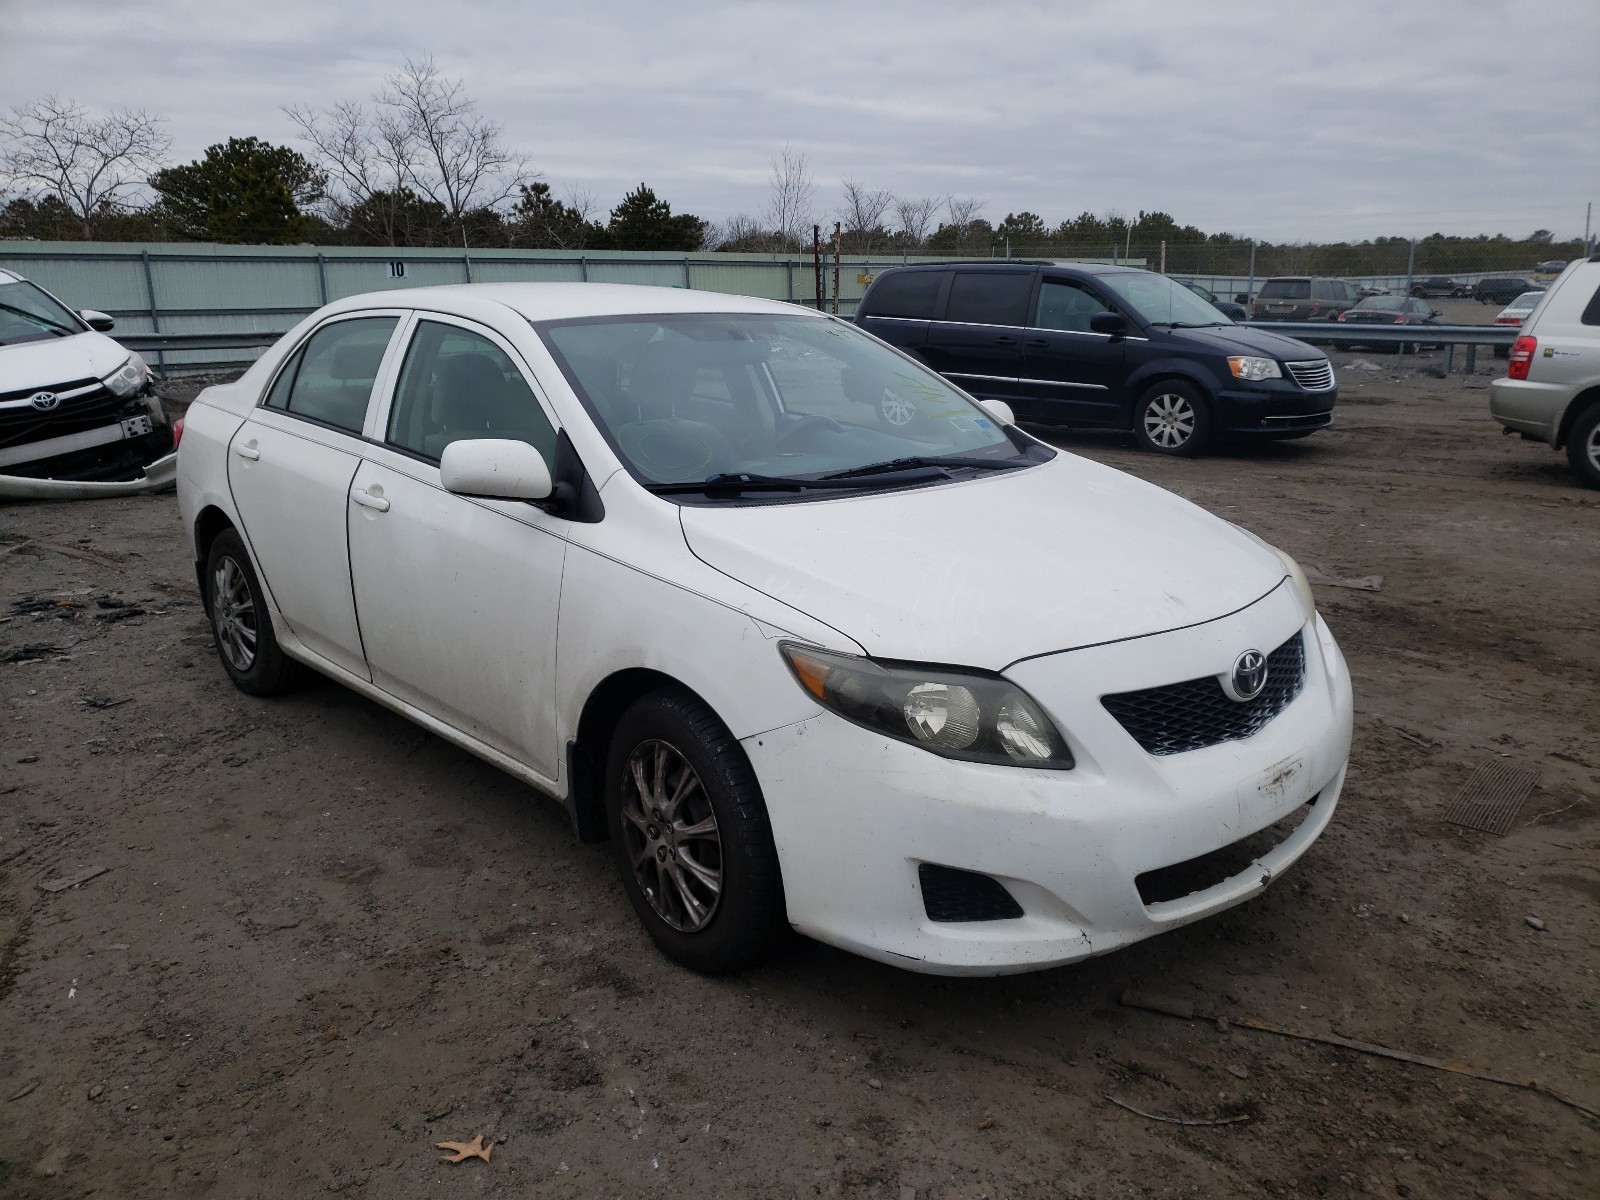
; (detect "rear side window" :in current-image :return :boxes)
[279,316,398,434]
[1310,279,1336,301]
[862,271,942,319]
[1260,280,1310,300]
[1581,283,1600,326]
[944,272,1031,326]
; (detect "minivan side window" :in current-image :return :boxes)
[862,271,943,319]
[1034,280,1111,332]
[944,272,1032,327]
[281,316,399,434]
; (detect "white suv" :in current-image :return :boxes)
[1490,255,1600,488]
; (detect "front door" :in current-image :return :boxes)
[1015,278,1126,426]
[346,315,570,780]
[226,313,403,679]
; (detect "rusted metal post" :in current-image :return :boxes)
[832,222,842,315]
[812,225,823,311]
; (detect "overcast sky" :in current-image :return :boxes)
[5,0,1598,242]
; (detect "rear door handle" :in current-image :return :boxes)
[234,441,260,461]
[993,335,1019,346]
[351,489,390,513]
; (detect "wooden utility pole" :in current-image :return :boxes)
[812,224,824,311]
[832,222,842,314]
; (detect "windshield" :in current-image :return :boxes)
[0,279,86,346]
[1098,272,1229,326]
[541,313,1034,490]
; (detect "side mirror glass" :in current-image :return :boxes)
[439,438,553,501]
[1089,311,1127,336]
[977,399,1014,426]
[80,309,115,332]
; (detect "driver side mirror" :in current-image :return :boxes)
[80,309,115,332]
[440,438,553,501]
[1089,311,1127,337]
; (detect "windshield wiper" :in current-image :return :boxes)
[820,455,1023,480]
[645,468,947,495]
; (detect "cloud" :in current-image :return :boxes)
[4,0,1596,240]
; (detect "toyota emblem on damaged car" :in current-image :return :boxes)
[1223,649,1269,702]
[29,391,60,411]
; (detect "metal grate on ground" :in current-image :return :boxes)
[1443,757,1539,835]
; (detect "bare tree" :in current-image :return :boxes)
[837,179,895,254]
[706,212,773,252]
[382,55,529,247]
[763,144,815,250]
[285,99,415,244]
[0,96,170,237]
[893,195,941,252]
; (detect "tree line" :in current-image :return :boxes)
[1,61,1587,275]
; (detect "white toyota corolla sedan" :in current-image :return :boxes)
[177,283,1353,975]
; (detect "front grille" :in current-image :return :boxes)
[1284,360,1335,392]
[0,383,125,451]
[918,864,1024,923]
[1102,631,1306,756]
[1136,799,1317,906]
[0,376,99,405]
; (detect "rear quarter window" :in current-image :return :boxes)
[1581,282,1600,326]
[861,271,943,319]
[1260,280,1310,300]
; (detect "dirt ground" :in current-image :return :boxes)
[2,354,1596,1199]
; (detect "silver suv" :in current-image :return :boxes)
[1489,255,1600,488]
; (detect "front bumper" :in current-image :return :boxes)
[745,587,1353,974]
[1212,383,1337,436]
[1489,377,1566,445]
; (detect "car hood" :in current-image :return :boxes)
[1164,324,1325,361]
[678,454,1286,669]
[0,331,128,391]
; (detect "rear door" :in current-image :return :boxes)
[1014,277,1126,425]
[226,312,405,680]
[919,269,1034,404]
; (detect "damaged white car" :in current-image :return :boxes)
[0,268,177,499]
[177,283,1353,976]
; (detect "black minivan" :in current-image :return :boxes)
[853,262,1337,456]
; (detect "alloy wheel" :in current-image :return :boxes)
[1142,392,1196,449]
[212,555,258,672]
[1586,422,1600,475]
[619,739,723,932]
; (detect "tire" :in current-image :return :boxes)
[1493,345,1509,359]
[1566,402,1600,490]
[1133,381,1212,457]
[204,529,305,696]
[1410,287,1425,298]
[605,688,787,973]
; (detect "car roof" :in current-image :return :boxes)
[874,261,1141,277]
[318,282,809,323]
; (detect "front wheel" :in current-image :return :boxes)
[605,689,787,973]
[1133,381,1212,457]
[1566,402,1600,489]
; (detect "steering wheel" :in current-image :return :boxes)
[772,414,845,454]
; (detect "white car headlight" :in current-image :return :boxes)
[1227,355,1282,381]
[1233,526,1316,615]
[103,354,151,397]
[780,642,1074,769]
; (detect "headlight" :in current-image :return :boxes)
[103,354,151,397]
[779,643,1074,769]
[1232,526,1316,615]
[1227,355,1282,381]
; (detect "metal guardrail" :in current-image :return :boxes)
[1238,321,1515,374]
[120,330,286,353]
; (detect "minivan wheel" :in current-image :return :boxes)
[1134,382,1212,456]
[605,689,787,973]
[1566,402,1600,489]
[204,529,305,695]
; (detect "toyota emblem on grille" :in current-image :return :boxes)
[1223,649,1269,702]
[29,391,61,411]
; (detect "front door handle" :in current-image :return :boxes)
[1024,338,1049,348]
[351,489,390,513]
[234,441,260,461]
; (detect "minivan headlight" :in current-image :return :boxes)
[1227,355,1282,381]
[780,642,1074,769]
[103,354,151,397]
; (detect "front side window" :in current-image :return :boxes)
[277,316,399,434]
[0,278,86,347]
[1034,280,1112,332]
[944,272,1032,327]
[541,313,1037,491]
[387,321,557,463]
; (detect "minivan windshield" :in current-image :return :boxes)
[541,313,1037,493]
[0,278,86,347]
[1099,272,1230,327]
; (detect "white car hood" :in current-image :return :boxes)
[0,331,127,391]
[679,453,1285,669]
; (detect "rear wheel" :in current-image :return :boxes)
[1566,402,1600,489]
[204,528,305,695]
[1133,381,1211,457]
[605,689,787,973]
